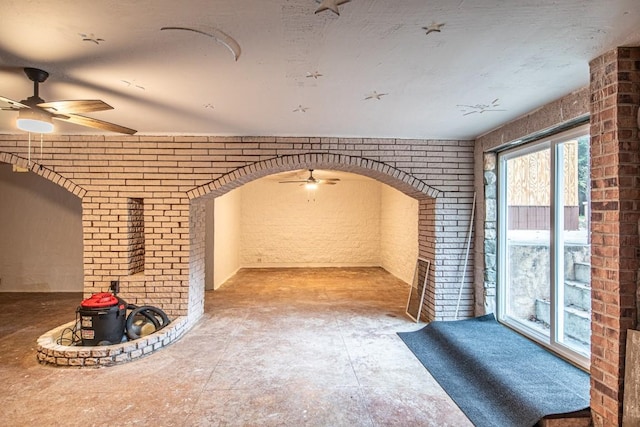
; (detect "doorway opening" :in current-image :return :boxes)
[205,169,420,293]
[0,162,83,293]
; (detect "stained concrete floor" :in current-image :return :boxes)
[0,267,472,426]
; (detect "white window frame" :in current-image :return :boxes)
[497,124,590,370]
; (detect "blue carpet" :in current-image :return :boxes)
[397,314,590,427]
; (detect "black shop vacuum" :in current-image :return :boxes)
[77,292,127,346]
[75,286,170,346]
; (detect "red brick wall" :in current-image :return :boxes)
[589,47,640,427]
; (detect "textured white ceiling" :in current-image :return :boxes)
[0,0,639,140]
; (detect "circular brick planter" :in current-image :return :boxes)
[36,316,188,367]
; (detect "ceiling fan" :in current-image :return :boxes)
[0,67,136,135]
[278,169,340,189]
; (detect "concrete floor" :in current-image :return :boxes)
[0,267,472,426]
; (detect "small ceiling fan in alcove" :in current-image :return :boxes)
[278,169,340,189]
[0,67,136,135]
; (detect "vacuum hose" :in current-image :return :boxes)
[125,305,171,340]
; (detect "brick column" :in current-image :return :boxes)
[589,47,640,426]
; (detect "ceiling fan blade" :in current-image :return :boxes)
[278,180,308,184]
[321,181,338,185]
[0,96,29,110]
[276,170,308,180]
[55,113,137,135]
[38,100,113,114]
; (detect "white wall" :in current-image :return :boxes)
[0,163,83,292]
[240,177,381,267]
[379,184,419,284]
[205,199,214,290]
[213,189,242,289]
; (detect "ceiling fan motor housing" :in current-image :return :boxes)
[24,67,49,83]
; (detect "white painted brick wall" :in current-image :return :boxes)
[188,200,206,323]
[380,184,419,284]
[0,136,475,325]
[213,189,242,288]
[240,177,381,267]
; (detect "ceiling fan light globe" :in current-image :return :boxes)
[17,109,53,133]
[17,117,54,134]
[305,182,318,190]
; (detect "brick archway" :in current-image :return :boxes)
[0,152,86,198]
[187,152,474,324]
[187,153,441,201]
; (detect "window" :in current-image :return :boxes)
[497,125,590,369]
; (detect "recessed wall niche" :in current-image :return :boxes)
[127,198,145,275]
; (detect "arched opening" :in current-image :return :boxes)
[185,154,463,325]
[0,161,83,293]
[207,169,420,289]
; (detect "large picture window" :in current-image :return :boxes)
[497,124,590,369]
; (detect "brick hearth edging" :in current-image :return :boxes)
[36,316,188,367]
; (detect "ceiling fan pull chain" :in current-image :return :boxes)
[28,132,31,167]
[40,133,43,165]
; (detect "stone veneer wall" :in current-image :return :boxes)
[482,153,497,314]
[0,138,475,325]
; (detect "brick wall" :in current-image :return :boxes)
[419,197,438,319]
[380,184,420,284]
[189,200,206,324]
[589,47,640,427]
[239,176,383,268]
[0,137,474,325]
